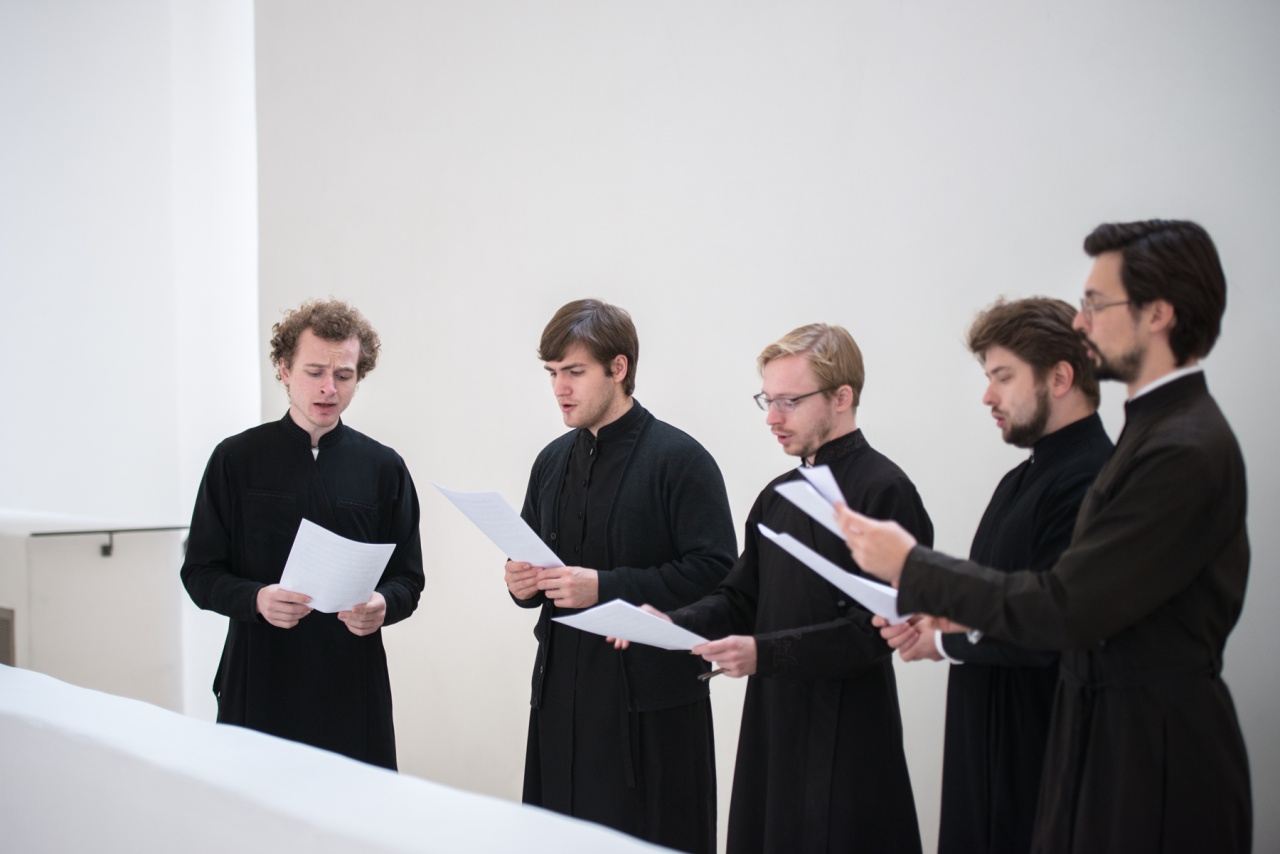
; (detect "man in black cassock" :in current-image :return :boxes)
[639,323,930,854]
[878,298,1112,853]
[842,220,1252,853]
[504,299,736,854]
[181,299,423,770]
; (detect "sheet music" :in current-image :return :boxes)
[552,600,709,651]
[798,464,845,506]
[433,483,564,568]
[278,518,396,613]
[758,523,909,624]
[775,480,844,538]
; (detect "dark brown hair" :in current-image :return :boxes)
[269,299,381,381]
[967,297,1100,408]
[1084,220,1226,365]
[538,299,639,395]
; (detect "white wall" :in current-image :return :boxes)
[255,2,1280,850]
[3,1,1277,851]
[0,0,258,719]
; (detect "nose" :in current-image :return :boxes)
[553,376,570,397]
[765,404,783,426]
[320,373,336,395]
[1072,309,1089,332]
[982,384,998,407]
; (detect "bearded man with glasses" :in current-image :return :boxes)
[628,323,932,854]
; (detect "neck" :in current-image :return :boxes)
[1126,347,1188,399]
[588,395,635,436]
[804,415,857,465]
[1042,393,1095,437]
[288,406,334,447]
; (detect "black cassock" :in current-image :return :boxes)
[902,373,1251,853]
[937,413,1112,854]
[516,402,737,854]
[181,414,424,770]
[672,429,931,854]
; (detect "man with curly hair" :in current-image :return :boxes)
[182,299,424,770]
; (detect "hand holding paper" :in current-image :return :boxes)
[278,519,396,614]
[553,600,709,651]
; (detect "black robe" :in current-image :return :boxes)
[937,413,1112,854]
[181,414,424,770]
[515,401,737,854]
[672,429,931,854]
[900,373,1251,853]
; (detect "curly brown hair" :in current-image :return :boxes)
[269,299,381,381]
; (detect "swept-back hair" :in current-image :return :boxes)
[538,299,639,395]
[758,324,865,407]
[967,297,1100,408]
[1084,219,1226,365]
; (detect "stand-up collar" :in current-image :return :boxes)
[278,411,347,448]
[1124,372,1207,423]
[592,398,647,442]
[1032,412,1105,462]
[811,428,866,467]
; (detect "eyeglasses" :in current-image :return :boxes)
[753,388,832,413]
[1078,297,1131,320]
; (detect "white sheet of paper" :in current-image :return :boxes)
[552,600,709,651]
[798,464,846,506]
[758,523,909,624]
[433,483,564,568]
[278,518,397,613]
[775,480,844,538]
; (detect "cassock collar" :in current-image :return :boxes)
[1123,371,1208,425]
[589,397,647,443]
[278,410,347,449]
[1031,412,1105,463]
[811,428,866,467]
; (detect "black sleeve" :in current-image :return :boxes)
[595,446,737,611]
[374,456,424,626]
[941,469,1097,667]
[179,446,263,623]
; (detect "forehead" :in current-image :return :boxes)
[1084,250,1126,297]
[761,353,818,390]
[544,343,605,370]
[293,328,360,366]
[982,344,1033,374]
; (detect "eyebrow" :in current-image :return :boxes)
[546,362,588,372]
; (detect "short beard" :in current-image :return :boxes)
[1003,385,1051,449]
[1095,343,1144,384]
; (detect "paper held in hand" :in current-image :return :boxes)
[552,600,709,651]
[758,524,910,625]
[773,464,847,538]
[278,518,396,613]
[432,482,564,568]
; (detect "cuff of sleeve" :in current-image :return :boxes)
[596,569,618,604]
[938,630,965,664]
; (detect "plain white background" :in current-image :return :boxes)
[3,2,1277,851]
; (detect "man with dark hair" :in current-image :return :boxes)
[879,298,1112,853]
[505,298,736,853]
[625,323,931,854]
[840,220,1252,852]
[182,299,423,770]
